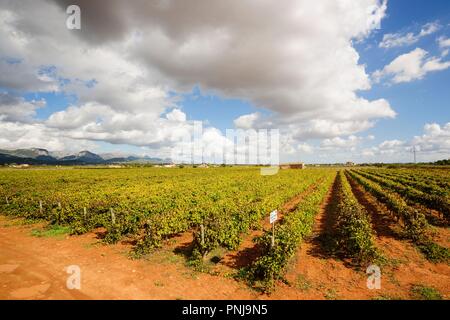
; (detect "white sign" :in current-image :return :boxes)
[269,210,278,224]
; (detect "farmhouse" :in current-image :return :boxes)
[10,164,30,168]
[280,162,306,169]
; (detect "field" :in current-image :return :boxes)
[0,166,449,299]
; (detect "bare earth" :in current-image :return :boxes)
[1,186,449,301]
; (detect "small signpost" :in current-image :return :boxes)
[269,210,278,248]
[110,208,116,225]
[83,207,87,223]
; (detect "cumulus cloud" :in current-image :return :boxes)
[412,123,450,154]
[166,108,187,122]
[297,143,314,154]
[53,1,393,132]
[439,36,450,48]
[357,123,450,162]
[0,121,98,152]
[379,22,440,49]
[0,0,396,158]
[373,48,450,83]
[234,113,260,129]
[438,36,450,57]
[0,92,45,123]
[321,135,363,150]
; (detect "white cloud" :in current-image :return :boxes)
[166,109,187,122]
[379,22,440,48]
[373,48,450,83]
[0,0,396,157]
[321,135,363,150]
[357,123,450,162]
[412,122,450,154]
[297,143,314,154]
[0,92,45,123]
[0,121,98,152]
[233,113,260,129]
[438,36,450,48]
[378,139,405,150]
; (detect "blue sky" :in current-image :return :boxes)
[0,0,449,163]
[355,0,450,143]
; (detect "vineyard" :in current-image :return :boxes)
[0,165,449,297]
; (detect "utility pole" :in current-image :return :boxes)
[413,146,417,164]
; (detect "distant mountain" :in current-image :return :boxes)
[0,148,50,158]
[60,150,104,163]
[0,148,170,165]
[100,152,171,164]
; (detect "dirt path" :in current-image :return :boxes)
[215,179,324,272]
[1,180,449,300]
[275,174,377,300]
[0,217,257,300]
[346,174,450,299]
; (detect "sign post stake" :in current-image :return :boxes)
[110,208,116,225]
[200,224,205,246]
[271,222,275,249]
[83,207,87,223]
[269,209,278,249]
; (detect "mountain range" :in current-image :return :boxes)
[0,148,171,165]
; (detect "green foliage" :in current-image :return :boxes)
[348,169,450,263]
[433,159,450,166]
[335,171,378,263]
[355,169,449,222]
[348,170,429,242]
[411,285,443,300]
[246,173,335,292]
[416,240,450,263]
[0,167,336,260]
[189,169,334,260]
[31,224,72,238]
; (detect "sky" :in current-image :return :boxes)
[0,0,449,164]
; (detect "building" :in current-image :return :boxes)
[108,164,124,168]
[10,164,30,168]
[346,162,356,166]
[280,162,306,169]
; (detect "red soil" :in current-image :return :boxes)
[215,180,323,272]
[0,175,448,300]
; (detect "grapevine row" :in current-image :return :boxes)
[335,171,378,263]
[353,170,450,222]
[245,171,335,291]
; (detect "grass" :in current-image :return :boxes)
[373,294,403,300]
[0,215,42,227]
[410,284,443,300]
[324,288,338,300]
[31,224,72,238]
[295,274,313,292]
[187,246,227,274]
[416,240,450,263]
[181,270,200,280]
